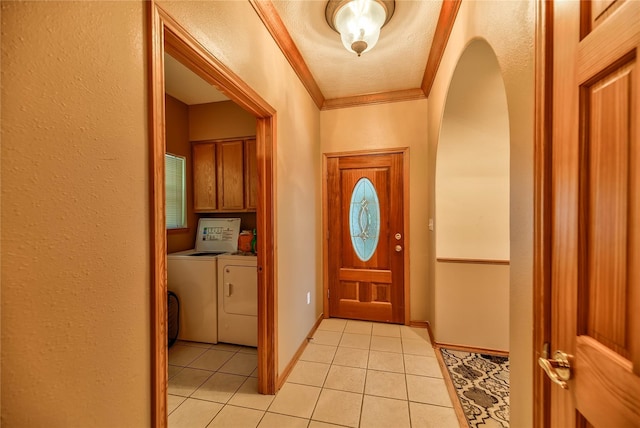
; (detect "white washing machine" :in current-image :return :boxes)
[167,218,240,344]
[217,254,258,347]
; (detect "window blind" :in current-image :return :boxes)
[165,153,186,229]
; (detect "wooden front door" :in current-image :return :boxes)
[325,152,405,324]
[547,0,640,425]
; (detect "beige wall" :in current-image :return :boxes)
[189,100,257,142]
[427,1,535,426]
[435,262,510,351]
[436,39,510,260]
[2,1,321,425]
[2,2,150,425]
[320,99,431,321]
[166,94,197,253]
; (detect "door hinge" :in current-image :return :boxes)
[327,289,330,299]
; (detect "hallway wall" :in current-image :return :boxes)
[320,99,430,322]
[434,39,511,352]
[1,1,321,425]
[435,261,510,351]
[426,1,536,426]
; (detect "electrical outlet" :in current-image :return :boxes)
[306,291,311,305]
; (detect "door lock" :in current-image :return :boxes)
[395,245,402,252]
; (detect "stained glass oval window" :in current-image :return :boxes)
[349,178,380,261]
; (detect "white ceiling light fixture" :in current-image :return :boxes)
[326,0,395,57]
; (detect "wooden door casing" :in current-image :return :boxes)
[549,0,640,426]
[326,152,405,324]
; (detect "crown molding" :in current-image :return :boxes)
[421,0,462,97]
[322,88,426,110]
[249,0,325,109]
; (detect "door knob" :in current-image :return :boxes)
[395,245,402,252]
[538,350,572,389]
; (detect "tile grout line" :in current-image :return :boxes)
[404,344,416,428]
[169,323,446,428]
[310,327,344,426]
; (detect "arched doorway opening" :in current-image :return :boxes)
[434,38,510,351]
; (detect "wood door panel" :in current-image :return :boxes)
[575,337,640,428]
[337,297,392,321]
[583,0,625,35]
[580,0,634,38]
[193,143,216,211]
[581,60,634,358]
[550,0,640,425]
[340,281,359,301]
[371,283,391,304]
[578,3,640,83]
[339,268,392,283]
[217,140,244,210]
[245,139,258,210]
[327,152,405,324]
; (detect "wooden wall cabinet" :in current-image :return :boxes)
[192,139,256,212]
[193,142,217,211]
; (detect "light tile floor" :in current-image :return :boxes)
[168,319,459,428]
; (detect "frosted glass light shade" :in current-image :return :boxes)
[329,0,391,56]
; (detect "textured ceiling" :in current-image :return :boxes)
[165,0,445,106]
[271,0,441,100]
[164,54,229,105]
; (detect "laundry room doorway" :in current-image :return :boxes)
[149,4,277,426]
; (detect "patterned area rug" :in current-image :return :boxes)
[440,348,510,428]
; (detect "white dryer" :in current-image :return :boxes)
[167,218,240,344]
[217,253,258,347]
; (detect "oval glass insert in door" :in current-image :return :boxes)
[349,177,381,261]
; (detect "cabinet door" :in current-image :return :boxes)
[192,143,216,211]
[217,141,245,211]
[244,139,257,210]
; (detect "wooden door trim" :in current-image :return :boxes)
[322,148,410,325]
[533,0,553,426]
[149,3,277,426]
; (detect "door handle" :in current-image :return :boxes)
[538,350,572,389]
[225,283,232,297]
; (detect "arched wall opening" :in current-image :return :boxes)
[434,38,510,351]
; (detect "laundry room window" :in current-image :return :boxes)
[165,153,186,229]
